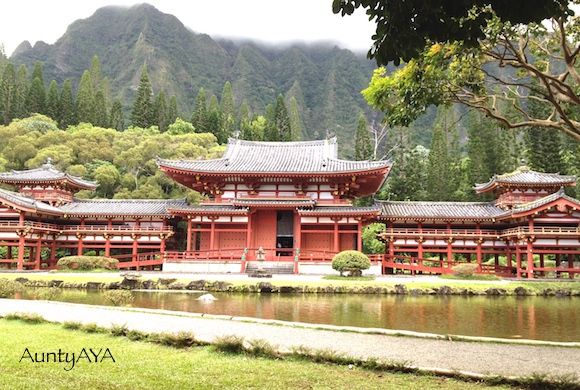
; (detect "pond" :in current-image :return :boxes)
[17,289,579,342]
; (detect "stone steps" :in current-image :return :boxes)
[245,261,294,274]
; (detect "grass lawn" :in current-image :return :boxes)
[0,318,512,390]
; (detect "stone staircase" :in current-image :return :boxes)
[245,261,294,275]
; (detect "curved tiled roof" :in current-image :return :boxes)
[167,204,249,215]
[231,198,316,207]
[377,200,504,220]
[0,163,98,190]
[475,166,576,193]
[60,198,187,217]
[0,188,63,215]
[158,137,391,175]
[299,205,381,215]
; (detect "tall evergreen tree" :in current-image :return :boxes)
[25,76,46,115]
[130,65,153,128]
[220,81,236,140]
[206,95,224,142]
[355,114,372,161]
[14,65,28,119]
[0,62,16,125]
[45,80,59,122]
[76,71,94,124]
[93,90,109,128]
[191,87,207,133]
[153,90,169,132]
[59,79,76,129]
[89,56,102,97]
[289,97,302,141]
[168,95,178,126]
[30,61,44,87]
[426,124,452,201]
[264,104,278,141]
[109,98,125,131]
[275,94,291,141]
[238,101,250,139]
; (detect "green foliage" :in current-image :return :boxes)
[333,0,570,65]
[213,335,246,354]
[331,250,371,277]
[56,256,119,270]
[362,223,385,254]
[103,290,134,307]
[0,278,23,298]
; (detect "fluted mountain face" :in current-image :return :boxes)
[10,3,380,152]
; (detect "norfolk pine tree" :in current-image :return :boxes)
[131,65,153,128]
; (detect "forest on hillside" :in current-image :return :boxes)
[0,52,579,204]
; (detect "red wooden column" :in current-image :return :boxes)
[357,219,363,252]
[131,219,140,265]
[515,241,522,278]
[526,217,535,279]
[332,217,340,253]
[209,217,217,251]
[246,213,253,250]
[34,233,43,270]
[568,253,574,279]
[77,218,85,256]
[16,212,26,270]
[186,217,193,251]
[104,218,112,257]
[417,222,424,260]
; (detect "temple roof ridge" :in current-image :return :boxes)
[0,187,63,215]
[158,137,391,174]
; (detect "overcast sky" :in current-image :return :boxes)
[0,1,375,57]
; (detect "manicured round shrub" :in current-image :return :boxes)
[451,263,479,277]
[57,256,119,270]
[332,250,371,277]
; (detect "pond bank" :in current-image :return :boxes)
[4,271,580,297]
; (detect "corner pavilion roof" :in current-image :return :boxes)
[474,165,576,194]
[0,160,98,191]
[157,137,391,175]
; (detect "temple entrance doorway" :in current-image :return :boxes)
[276,211,294,256]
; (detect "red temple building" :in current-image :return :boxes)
[0,140,578,278]
[377,165,580,278]
[0,160,184,270]
[157,137,392,273]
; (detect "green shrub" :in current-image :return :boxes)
[451,263,479,277]
[0,278,23,298]
[57,256,119,270]
[103,289,134,306]
[332,250,371,277]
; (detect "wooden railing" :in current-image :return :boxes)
[501,226,580,236]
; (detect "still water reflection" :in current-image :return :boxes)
[20,290,579,342]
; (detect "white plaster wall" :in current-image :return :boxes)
[163,261,242,273]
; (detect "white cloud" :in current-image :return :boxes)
[0,1,375,56]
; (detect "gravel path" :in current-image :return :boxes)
[1,298,578,379]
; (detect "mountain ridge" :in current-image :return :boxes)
[9,3,381,152]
